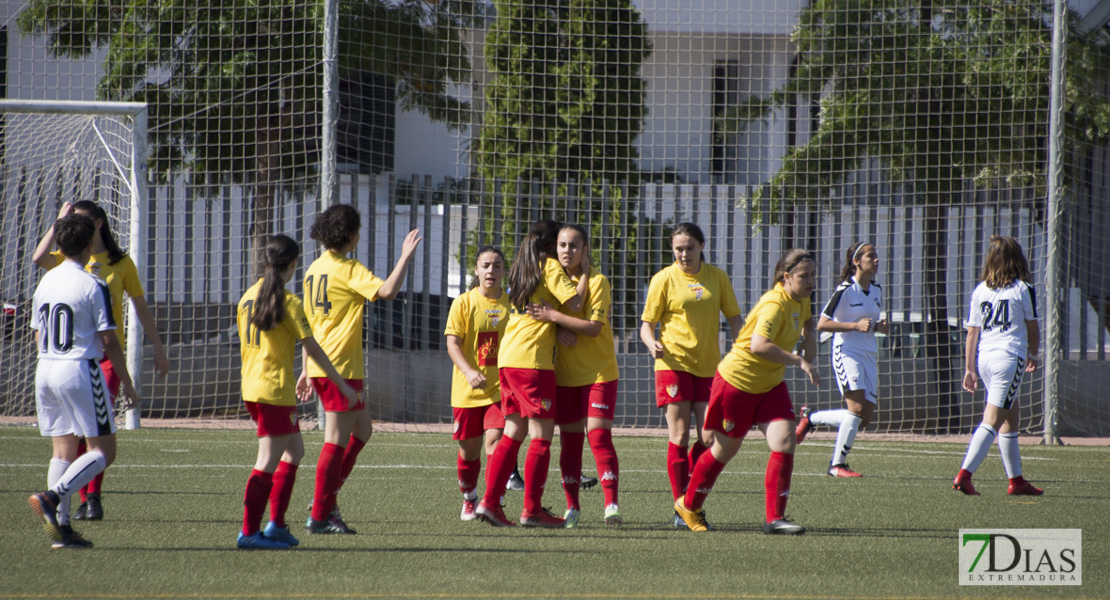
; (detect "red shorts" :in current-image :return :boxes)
[246,401,300,437]
[655,370,713,407]
[499,368,556,420]
[703,375,796,440]
[312,378,366,412]
[452,403,505,440]
[99,356,121,403]
[555,380,618,424]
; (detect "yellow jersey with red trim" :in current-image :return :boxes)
[641,262,741,377]
[303,250,385,379]
[238,280,314,406]
[555,271,619,386]
[719,283,811,394]
[444,288,511,408]
[499,258,579,370]
[50,250,143,348]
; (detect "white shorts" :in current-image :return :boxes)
[832,345,878,404]
[978,351,1026,410]
[35,358,117,438]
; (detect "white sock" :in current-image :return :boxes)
[48,458,72,526]
[832,414,863,466]
[998,433,1022,478]
[960,424,998,473]
[463,490,478,501]
[810,408,853,428]
[52,450,107,501]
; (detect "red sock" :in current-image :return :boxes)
[957,468,974,482]
[588,428,619,507]
[269,461,297,528]
[559,431,585,511]
[523,439,552,515]
[86,472,105,495]
[457,453,481,496]
[481,436,523,507]
[338,435,367,491]
[667,443,689,501]
[765,451,794,523]
[688,440,708,473]
[77,439,89,502]
[312,443,344,522]
[242,469,274,536]
[685,452,726,511]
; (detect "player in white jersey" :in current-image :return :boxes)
[28,214,139,549]
[953,236,1043,496]
[796,242,888,477]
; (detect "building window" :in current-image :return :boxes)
[337,72,395,174]
[711,60,740,184]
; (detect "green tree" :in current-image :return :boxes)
[17,0,481,273]
[721,0,1110,430]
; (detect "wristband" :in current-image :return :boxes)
[1028,352,1041,361]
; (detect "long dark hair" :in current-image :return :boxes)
[73,200,126,265]
[772,248,814,287]
[251,235,300,331]
[508,219,560,310]
[670,222,710,264]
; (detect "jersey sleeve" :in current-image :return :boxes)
[349,261,386,302]
[120,256,146,298]
[444,294,470,338]
[46,251,64,271]
[641,271,667,323]
[821,284,848,320]
[1022,282,1038,320]
[716,268,741,318]
[751,300,785,341]
[94,280,117,332]
[585,275,611,325]
[282,294,313,340]
[544,258,578,305]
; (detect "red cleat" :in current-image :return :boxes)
[795,406,813,443]
[953,476,981,496]
[828,464,862,478]
[1008,479,1044,496]
[519,507,566,529]
[476,501,516,527]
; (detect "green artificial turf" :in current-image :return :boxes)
[1,426,1106,599]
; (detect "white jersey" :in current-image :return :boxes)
[31,260,116,360]
[967,280,1038,356]
[821,277,882,356]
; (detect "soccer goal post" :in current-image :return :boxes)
[0,99,149,430]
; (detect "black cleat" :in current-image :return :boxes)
[52,525,94,549]
[84,493,104,521]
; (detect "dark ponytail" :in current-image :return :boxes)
[251,235,300,331]
[508,219,560,310]
[73,200,126,265]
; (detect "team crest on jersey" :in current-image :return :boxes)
[792,312,801,330]
[722,419,735,433]
[486,308,503,328]
[541,398,552,411]
[666,384,679,398]
[688,283,705,301]
[88,261,102,276]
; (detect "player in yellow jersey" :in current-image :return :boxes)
[640,223,742,526]
[475,219,589,528]
[32,200,170,522]
[299,204,422,534]
[445,246,510,521]
[527,224,622,528]
[236,235,358,550]
[675,249,821,535]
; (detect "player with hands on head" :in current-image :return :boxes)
[299,204,422,534]
[953,236,1042,497]
[28,213,140,549]
[527,224,622,527]
[796,242,889,477]
[640,223,742,527]
[675,249,820,535]
[445,246,511,521]
[475,219,589,528]
[235,235,359,549]
[31,200,170,521]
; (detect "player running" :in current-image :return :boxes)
[796,242,888,477]
[953,236,1043,497]
[28,213,140,549]
[235,235,358,549]
[675,248,820,535]
[527,224,622,528]
[32,200,170,522]
[445,246,511,521]
[300,204,422,534]
[640,222,742,527]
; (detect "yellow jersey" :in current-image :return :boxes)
[237,280,314,406]
[302,250,385,379]
[718,283,811,394]
[499,258,579,370]
[444,288,511,408]
[50,250,143,348]
[641,262,741,377]
[554,271,619,386]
